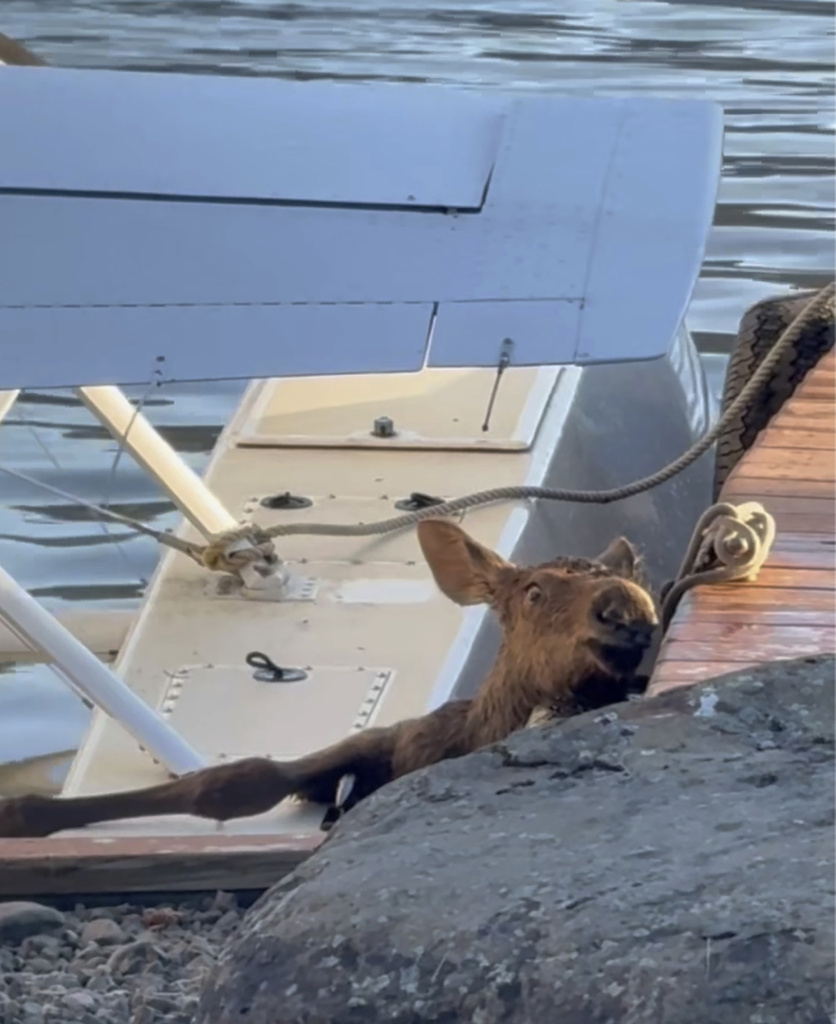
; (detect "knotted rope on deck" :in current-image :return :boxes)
[658,502,777,632]
[199,527,279,576]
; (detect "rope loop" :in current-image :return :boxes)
[199,524,277,575]
[659,501,777,631]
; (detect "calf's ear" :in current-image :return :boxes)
[594,536,639,580]
[417,519,512,606]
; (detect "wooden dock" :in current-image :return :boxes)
[650,349,835,694]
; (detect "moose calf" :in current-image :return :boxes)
[0,518,658,838]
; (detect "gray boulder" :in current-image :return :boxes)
[197,656,835,1024]
[0,902,65,945]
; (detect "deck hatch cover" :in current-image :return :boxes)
[0,70,502,210]
[158,664,394,763]
[233,366,562,452]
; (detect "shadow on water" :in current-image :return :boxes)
[0,0,833,773]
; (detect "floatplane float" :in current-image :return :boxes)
[0,38,830,896]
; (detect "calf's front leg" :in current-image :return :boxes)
[0,757,293,839]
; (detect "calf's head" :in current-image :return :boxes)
[417,519,658,681]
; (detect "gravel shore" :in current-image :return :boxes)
[0,893,250,1023]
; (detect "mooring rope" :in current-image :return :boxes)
[0,465,203,561]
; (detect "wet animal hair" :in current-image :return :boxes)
[0,519,658,838]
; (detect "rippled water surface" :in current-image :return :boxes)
[0,0,834,769]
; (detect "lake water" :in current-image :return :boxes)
[0,0,833,778]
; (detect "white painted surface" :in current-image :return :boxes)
[0,72,722,387]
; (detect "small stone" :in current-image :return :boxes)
[211,891,238,913]
[20,934,61,957]
[186,953,212,976]
[89,907,118,920]
[80,918,126,946]
[85,969,113,992]
[131,1006,156,1024]
[43,971,77,988]
[108,991,130,1017]
[172,997,199,1023]
[144,992,181,1011]
[78,951,107,969]
[106,938,162,975]
[141,906,181,931]
[64,990,98,1013]
[21,1000,45,1024]
[214,910,241,934]
[0,902,65,944]
[2,896,234,1022]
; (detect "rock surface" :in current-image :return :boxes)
[197,655,835,1024]
[79,917,126,946]
[0,902,65,944]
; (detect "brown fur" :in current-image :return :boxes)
[0,32,46,66]
[0,520,658,838]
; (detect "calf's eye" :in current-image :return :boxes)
[524,583,543,605]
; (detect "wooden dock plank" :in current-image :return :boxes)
[757,415,834,432]
[790,387,834,402]
[723,476,835,498]
[688,586,835,610]
[740,513,833,535]
[758,429,834,449]
[0,834,324,897]
[656,633,834,662]
[651,660,761,684]
[711,495,834,516]
[730,448,835,481]
[741,567,834,589]
[769,537,835,551]
[666,622,835,646]
[671,598,835,628]
[751,545,835,570]
[650,345,835,695]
